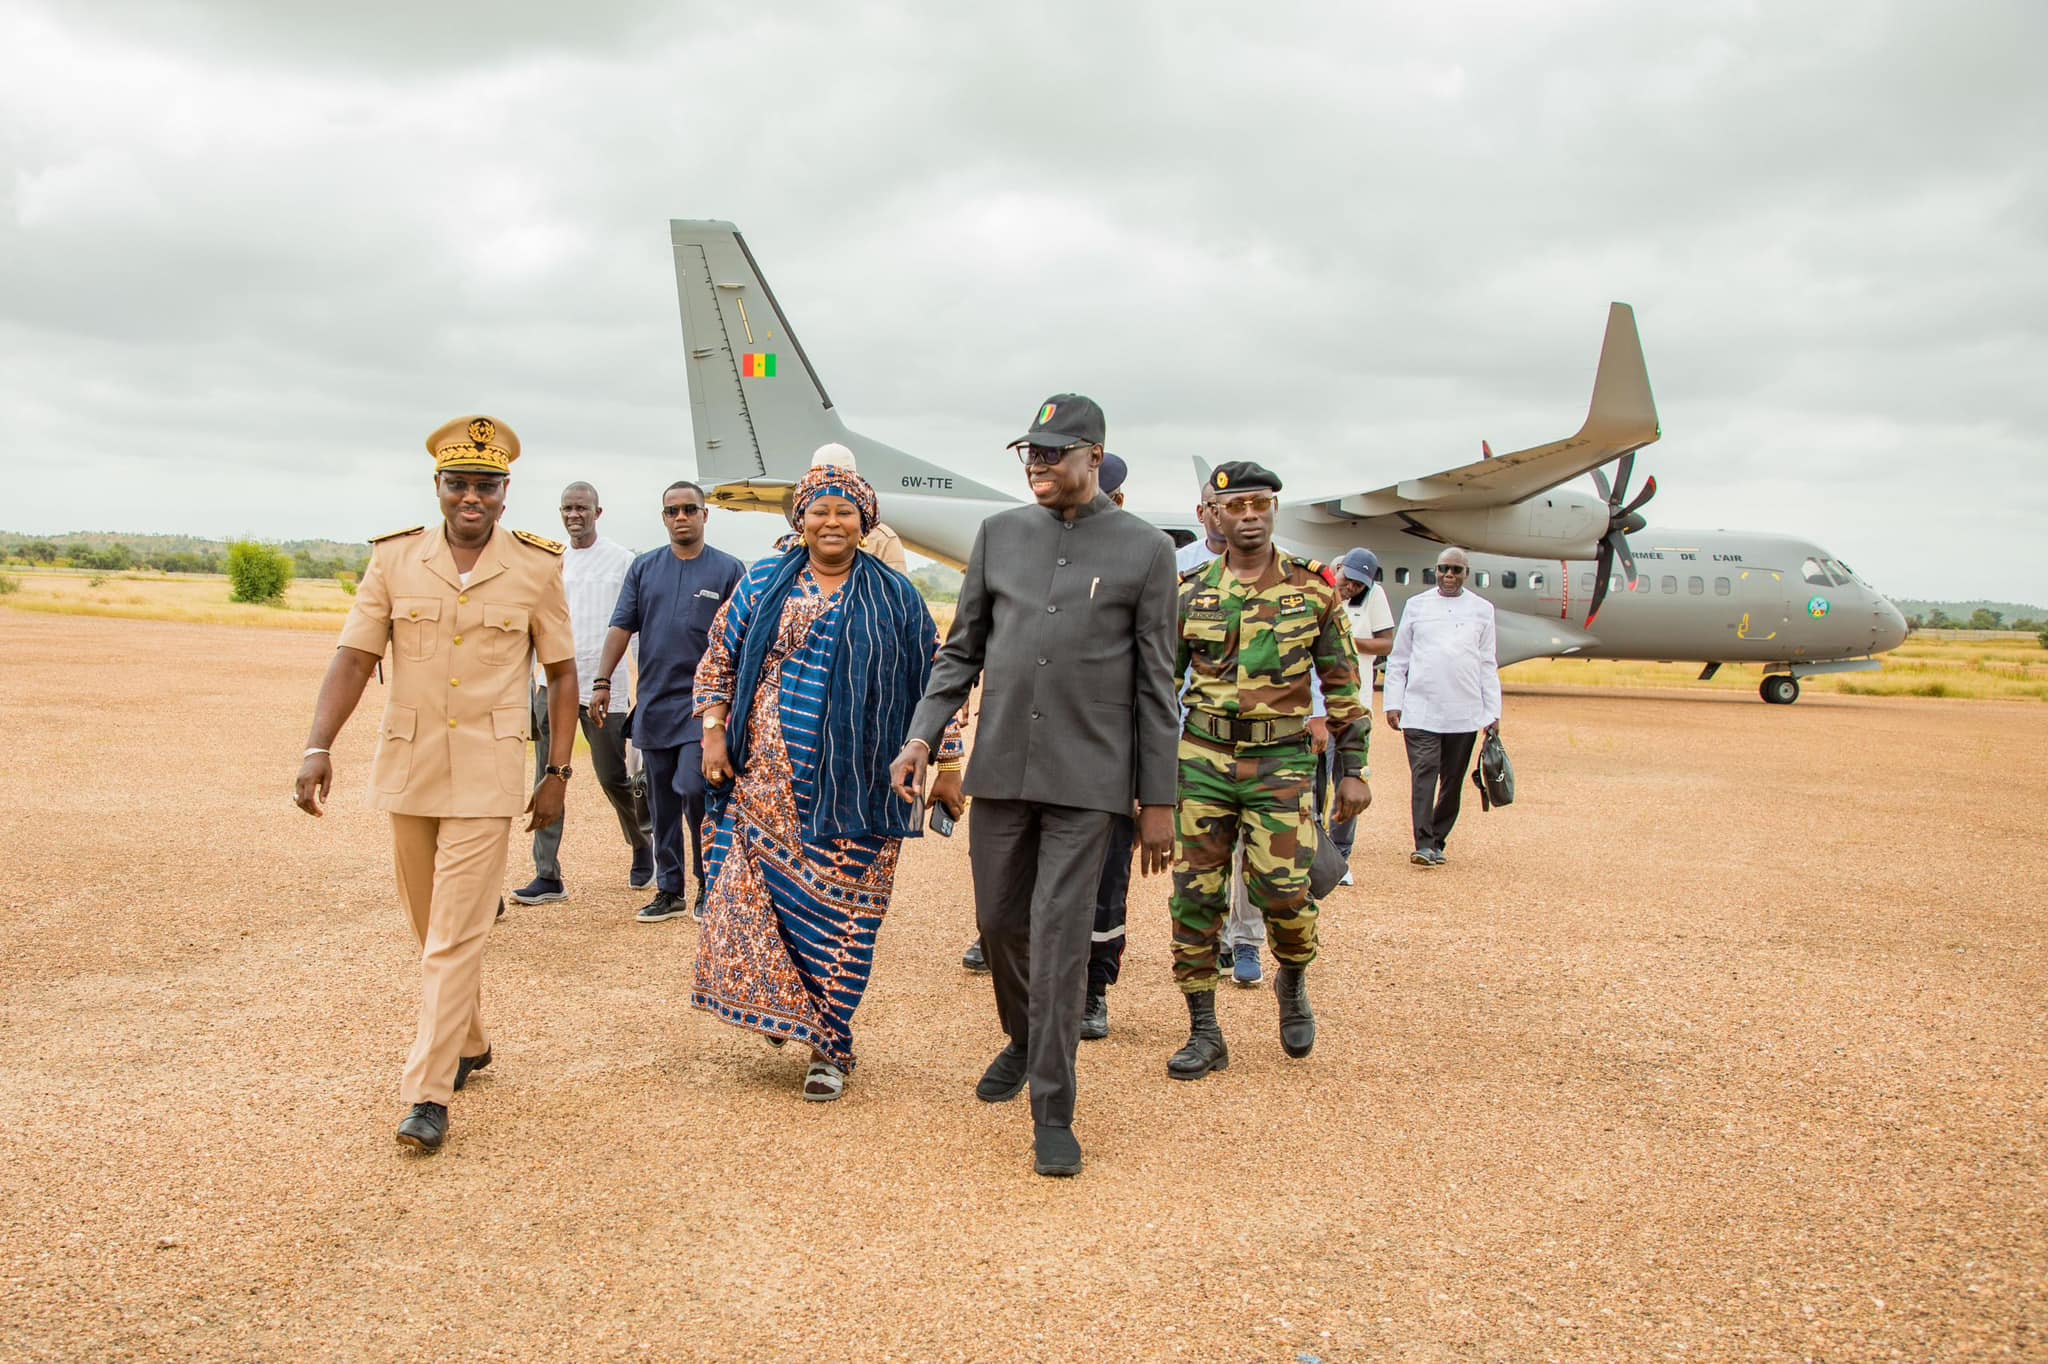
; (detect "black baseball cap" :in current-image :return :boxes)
[1009,393,1105,450]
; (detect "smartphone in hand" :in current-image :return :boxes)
[929,804,956,837]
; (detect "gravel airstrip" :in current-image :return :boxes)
[0,610,2042,1361]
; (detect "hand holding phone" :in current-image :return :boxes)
[929,805,956,837]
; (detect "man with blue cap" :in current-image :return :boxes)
[1325,548,1396,878]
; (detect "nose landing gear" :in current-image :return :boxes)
[1761,674,1801,705]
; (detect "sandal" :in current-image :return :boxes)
[764,1035,787,1048]
[802,1058,847,1102]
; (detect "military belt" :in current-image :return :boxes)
[1185,710,1309,747]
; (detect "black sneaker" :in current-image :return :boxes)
[961,939,990,973]
[1217,943,1235,970]
[511,876,567,905]
[628,855,654,891]
[636,890,688,923]
[395,1102,447,1152]
[691,885,710,923]
[1079,993,1109,1041]
[975,1042,1028,1103]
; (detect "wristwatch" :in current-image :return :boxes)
[544,764,574,781]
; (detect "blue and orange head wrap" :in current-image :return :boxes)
[789,459,880,536]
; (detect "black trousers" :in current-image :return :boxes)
[529,685,653,882]
[967,799,1116,1129]
[1088,813,1136,994]
[1404,728,1477,853]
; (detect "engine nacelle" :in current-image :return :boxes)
[1402,491,1610,559]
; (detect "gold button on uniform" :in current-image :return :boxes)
[452,634,462,644]
[448,719,458,728]
[458,594,468,604]
[449,678,460,687]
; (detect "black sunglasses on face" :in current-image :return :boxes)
[439,476,504,496]
[1436,564,1467,574]
[663,504,707,518]
[1017,444,1081,469]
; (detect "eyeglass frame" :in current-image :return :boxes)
[1014,442,1095,469]
[1212,492,1278,516]
[661,502,708,518]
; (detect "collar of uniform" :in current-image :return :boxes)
[1044,491,1117,526]
[420,522,511,592]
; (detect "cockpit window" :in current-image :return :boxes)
[1822,558,1853,586]
[1802,557,1831,586]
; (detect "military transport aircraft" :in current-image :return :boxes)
[667,220,1908,705]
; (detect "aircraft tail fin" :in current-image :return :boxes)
[669,220,850,498]
[1579,302,1659,453]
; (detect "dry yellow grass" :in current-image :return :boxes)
[0,567,353,631]
[1506,632,2048,701]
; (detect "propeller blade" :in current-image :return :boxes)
[1620,473,1658,519]
[1586,538,1614,626]
[1614,451,1636,504]
[1589,466,1611,504]
[1612,529,1638,584]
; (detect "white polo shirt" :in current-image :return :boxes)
[1384,588,1501,733]
[561,536,638,711]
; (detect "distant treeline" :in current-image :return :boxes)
[0,531,369,581]
[1896,601,2046,633]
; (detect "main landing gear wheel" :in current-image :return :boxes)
[1761,675,1801,705]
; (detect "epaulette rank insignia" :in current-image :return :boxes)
[512,529,566,555]
[368,525,425,544]
[1278,591,1309,614]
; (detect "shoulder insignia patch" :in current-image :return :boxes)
[512,529,566,555]
[1277,590,1309,614]
[368,525,425,544]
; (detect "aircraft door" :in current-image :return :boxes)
[1732,567,1790,656]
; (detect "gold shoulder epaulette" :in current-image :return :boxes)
[368,525,425,544]
[512,529,566,555]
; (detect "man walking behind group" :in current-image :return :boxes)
[293,416,576,1153]
[591,481,745,922]
[1167,462,1370,1080]
[1384,546,1501,867]
[893,396,1179,1179]
[1322,547,1397,881]
[511,482,654,905]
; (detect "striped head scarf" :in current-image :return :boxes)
[789,462,880,536]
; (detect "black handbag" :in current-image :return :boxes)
[1307,757,1349,899]
[1470,730,1515,811]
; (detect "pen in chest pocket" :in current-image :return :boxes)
[1091,577,1101,599]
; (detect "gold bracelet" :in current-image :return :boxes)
[935,761,964,774]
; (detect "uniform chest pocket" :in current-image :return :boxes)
[391,598,441,662]
[1270,611,1319,677]
[479,602,529,666]
[1184,613,1232,657]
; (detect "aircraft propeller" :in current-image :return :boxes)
[1584,451,1657,626]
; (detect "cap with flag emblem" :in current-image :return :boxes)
[1008,393,1105,450]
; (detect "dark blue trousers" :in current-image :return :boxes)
[640,742,707,895]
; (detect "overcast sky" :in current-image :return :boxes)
[3,1,2043,602]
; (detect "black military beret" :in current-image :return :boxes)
[1207,461,1282,495]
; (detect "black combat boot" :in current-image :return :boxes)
[1274,964,1315,1058]
[1166,991,1228,1081]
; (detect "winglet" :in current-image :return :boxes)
[1191,455,1214,493]
[1582,302,1659,452]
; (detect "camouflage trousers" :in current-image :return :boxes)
[1169,737,1318,993]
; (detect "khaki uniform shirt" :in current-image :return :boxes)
[1176,552,1370,775]
[862,522,908,572]
[337,524,575,817]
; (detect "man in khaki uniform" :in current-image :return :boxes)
[293,415,577,1153]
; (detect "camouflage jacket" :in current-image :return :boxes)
[1176,552,1370,774]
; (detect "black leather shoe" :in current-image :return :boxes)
[636,890,687,923]
[1275,965,1316,1058]
[1079,993,1109,1041]
[395,1102,448,1152]
[1167,991,1229,1081]
[1033,1123,1083,1177]
[496,897,505,920]
[454,1047,492,1092]
[975,1042,1028,1103]
[961,938,989,973]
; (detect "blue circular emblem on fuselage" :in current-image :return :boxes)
[1808,596,1830,618]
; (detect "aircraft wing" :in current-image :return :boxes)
[1303,303,1660,520]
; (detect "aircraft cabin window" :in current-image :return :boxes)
[1661,575,1678,594]
[1529,571,1546,590]
[1502,570,1517,589]
[1688,576,1705,595]
[1422,568,1436,585]
[1394,567,1410,585]
[1714,577,1732,596]
[1474,570,1490,587]
[1633,576,1651,592]
[1802,557,1831,586]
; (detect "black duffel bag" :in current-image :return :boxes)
[1470,729,1515,811]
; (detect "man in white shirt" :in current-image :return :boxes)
[1383,545,1501,868]
[510,482,654,903]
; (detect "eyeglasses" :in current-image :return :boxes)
[1435,564,1467,575]
[1214,494,1276,515]
[1016,444,1082,469]
[662,504,707,518]
[438,475,504,496]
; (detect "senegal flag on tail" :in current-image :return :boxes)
[741,353,777,378]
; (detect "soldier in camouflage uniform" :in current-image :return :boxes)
[1167,461,1371,1079]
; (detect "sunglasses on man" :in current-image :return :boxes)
[1435,563,1467,575]
[1214,493,1277,515]
[1016,444,1088,469]
[662,503,708,518]
[438,475,505,497]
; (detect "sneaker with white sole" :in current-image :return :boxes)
[510,877,567,905]
[1231,945,1263,987]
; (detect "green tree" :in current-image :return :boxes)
[226,541,294,604]
[2039,628,2048,651]
[19,541,57,563]
[1968,608,2002,631]
[1926,608,1951,628]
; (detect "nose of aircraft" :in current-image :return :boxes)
[1872,594,1909,652]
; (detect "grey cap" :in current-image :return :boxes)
[1336,547,1381,584]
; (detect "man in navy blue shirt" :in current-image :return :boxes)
[591,481,746,922]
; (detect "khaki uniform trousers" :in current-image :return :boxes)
[391,813,511,1104]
